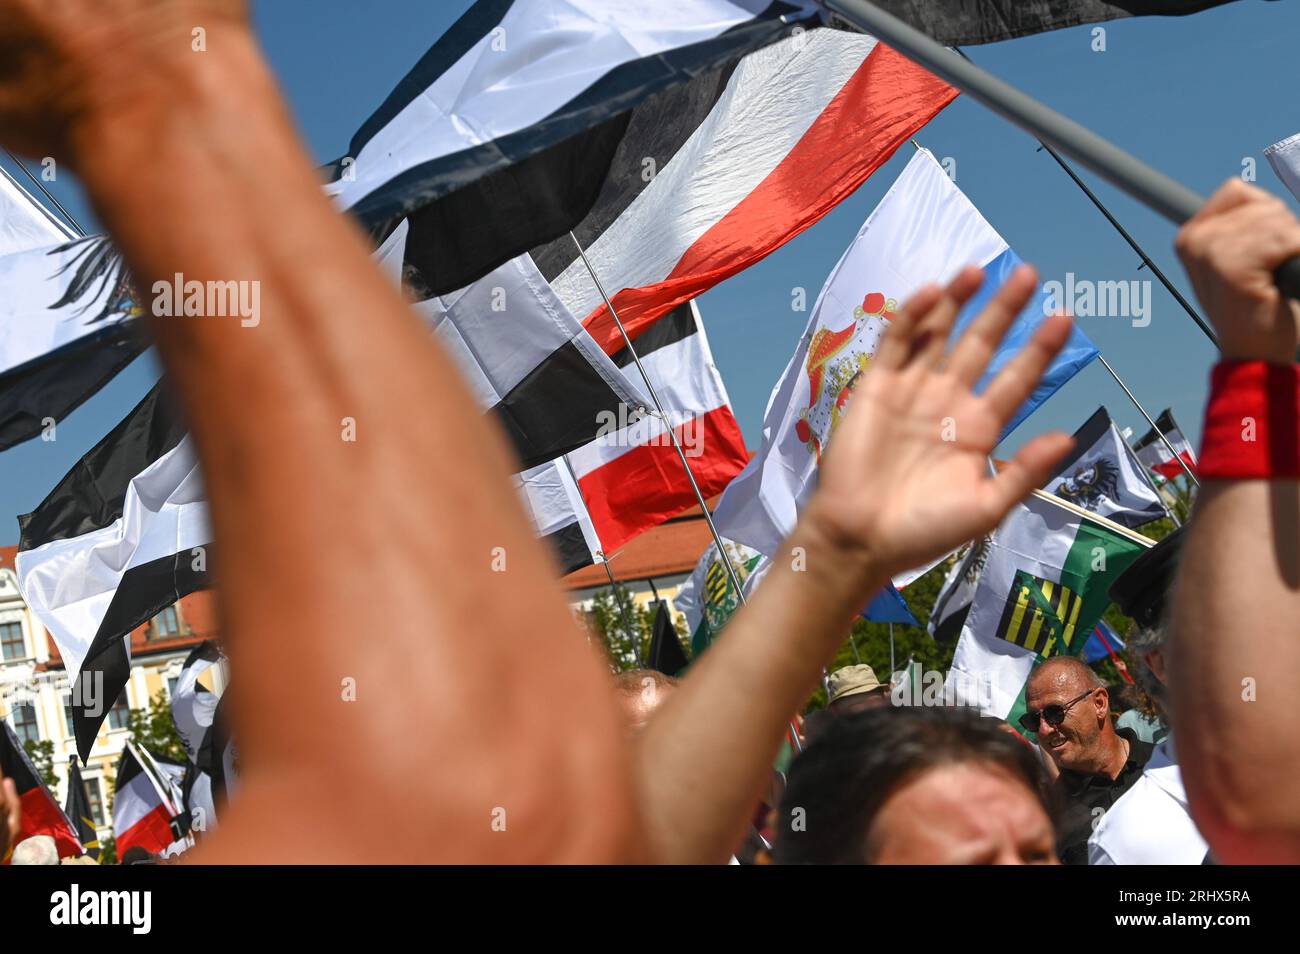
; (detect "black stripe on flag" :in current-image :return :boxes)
[825,0,1244,47]
[542,521,596,577]
[491,337,640,472]
[528,64,739,284]
[608,302,695,368]
[1050,406,1111,478]
[65,759,101,860]
[336,0,813,296]
[1133,408,1182,452]
[68,551,209,762]
[18,382,187,549]
[0,326,147,452]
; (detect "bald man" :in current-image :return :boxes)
[1022,657,1152,865]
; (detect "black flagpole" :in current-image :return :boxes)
[821,0,1300,306]
[949,47,1218,348]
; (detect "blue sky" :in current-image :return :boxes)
[1,0,1296,543]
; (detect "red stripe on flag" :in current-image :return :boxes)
[579,406,748,553]
[582,44,958,353]
[1153,451,1197,481]
[116,803,176,857]
[7,787,82,861]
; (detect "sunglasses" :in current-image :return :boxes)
[1018,688,1097,734]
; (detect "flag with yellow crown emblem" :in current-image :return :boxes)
[714,149,1098,558]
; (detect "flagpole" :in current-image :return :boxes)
[2,149,83,237]
[557,454,644,666]
[569,232,804,754]
[950,48,1218,347]
[1097,354,1199,488]
[821,0,1300,304]
[1093,625,1135,685]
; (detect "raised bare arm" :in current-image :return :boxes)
[636,266,1076,863]
[1170,180,1300,864]
[0,0,637,862]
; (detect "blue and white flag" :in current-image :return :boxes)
[713,149,1099,558]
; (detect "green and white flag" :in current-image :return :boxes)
[673,539,762,655]
[947,490,1152,722]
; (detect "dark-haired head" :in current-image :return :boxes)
[774,706,1057,864]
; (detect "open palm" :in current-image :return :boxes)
[809,265,1076,579]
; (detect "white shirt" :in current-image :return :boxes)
[1088,736,1209,865]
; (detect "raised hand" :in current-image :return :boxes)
[805,264,1076,582]
[1175,178,1300,363]
[0,0,249,160]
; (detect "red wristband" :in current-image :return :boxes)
[1200,361,1300,479]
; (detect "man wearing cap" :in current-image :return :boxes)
[803,665,892,743]
[1023,656,1153,865]
[1088,529,1210,864]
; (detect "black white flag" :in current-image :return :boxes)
[825,0,1247,46]
[15,383,206,760]
[1045,406,1167,529]
[326,0,822,295]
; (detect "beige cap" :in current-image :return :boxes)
[828,664,885,703]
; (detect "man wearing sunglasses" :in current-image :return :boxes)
[1022,657,1153,865]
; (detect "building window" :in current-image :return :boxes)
[107,689,131,731]
[83,775,105,827]
[150,605,181,640]
[0,621,24,660]
[63,694,75,736]
[166,675,180,699]
[9,701,39,744]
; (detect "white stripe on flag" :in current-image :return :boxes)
[15,437,209,677]
[329,0,786,212]
[550,28,878,326]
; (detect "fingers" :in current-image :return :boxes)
[945,264,1040,387]
[984,432,1075,515]
[908,266,985,369]
[980,311,1075,423]
[874,268,984,373]
[874,283,943,370]
[1187,178,1264,225]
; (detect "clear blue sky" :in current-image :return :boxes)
[2,0,1296,543]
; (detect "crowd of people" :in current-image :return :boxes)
[0,0,1296,865]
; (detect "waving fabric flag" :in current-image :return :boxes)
[1266,132,1300,201]
[946,492,1150,722]
[1045,407,1168,529]
[529,24,958,354]
[408,248,647,470]
[0,233,146,450]
[63,758,101,861]
[674,538,765,654]
[1132,409,1198,481]
[170,640,232,828]
[0,720,82,862]
[825,0,1247,46]
[328,0,827,294]
[112,743,185,858]
[713,149,1099,558]
[1,167,69,252]
[16,384,206,760]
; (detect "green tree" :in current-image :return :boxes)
[22,738,57,790]
[126,691,187,764]
[586,584,689,673]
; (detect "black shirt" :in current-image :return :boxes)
[1053,727,1154,865]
